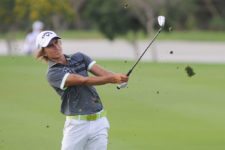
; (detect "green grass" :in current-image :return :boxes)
[51,30,225,41]
[1,30,225,41]
[0,56,225,150]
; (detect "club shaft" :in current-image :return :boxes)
[127,28,162,76]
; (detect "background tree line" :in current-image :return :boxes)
[1,0,224,56]
[1,0,225,34]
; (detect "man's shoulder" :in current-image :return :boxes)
[66,52,94,67]
[69,52,90,62]
[70,52,85,58]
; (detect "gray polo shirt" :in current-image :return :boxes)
[47,52,103,115]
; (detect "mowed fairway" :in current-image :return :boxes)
[0,56,225,150]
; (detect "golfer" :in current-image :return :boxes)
[35,30,128,150]
[23,20,44,55]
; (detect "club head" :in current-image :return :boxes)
[158,16,165,27]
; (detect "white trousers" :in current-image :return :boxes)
[61,117,110,150]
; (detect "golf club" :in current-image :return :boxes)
[117,16,165,89]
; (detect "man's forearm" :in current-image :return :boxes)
[65,74,122,87]
[90,64,114,76]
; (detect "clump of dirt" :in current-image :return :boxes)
[185,66,195,77]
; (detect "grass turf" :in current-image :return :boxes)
[2,30,225,41]
[0,56,225,150]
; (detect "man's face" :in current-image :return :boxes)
[44,38,63,59]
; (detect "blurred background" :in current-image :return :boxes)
[1,0,225,150]
[0,0,225,63]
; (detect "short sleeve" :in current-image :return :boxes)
[74,52,96,70]
[47,67,69,90]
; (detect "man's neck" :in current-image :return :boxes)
[50,55,67,65]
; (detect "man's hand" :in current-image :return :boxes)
[108,73,128,84]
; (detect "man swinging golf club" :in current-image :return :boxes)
[35,30,128,150]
